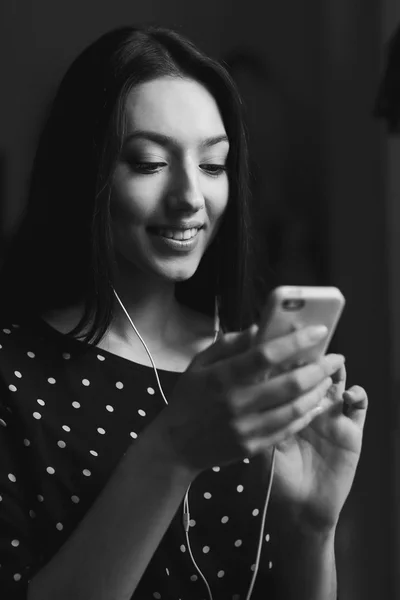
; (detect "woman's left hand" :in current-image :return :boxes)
[268,363,368,534]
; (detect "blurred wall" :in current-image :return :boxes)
[383,0,400,598]
[0,1,393,598]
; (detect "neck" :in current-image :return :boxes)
[111,262,180,348]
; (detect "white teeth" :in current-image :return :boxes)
[158,228,198,241]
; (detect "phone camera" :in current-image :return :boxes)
[282,298,305,311]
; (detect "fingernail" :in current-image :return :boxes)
[307,325,328,341]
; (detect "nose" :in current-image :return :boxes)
[167,161,204,213]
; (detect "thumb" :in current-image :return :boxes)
[192,324,259,369]
[343,386,368,429]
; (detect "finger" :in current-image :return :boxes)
[192,325,258,368]
[260,324,329,366]
[343,386,368,428]
[230,325,330,380]
[234,375,333,438]
[328,363,347,400]
[230,353,345,413]
[245,388,334,454]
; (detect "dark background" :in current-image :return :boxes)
[0,1,397,598]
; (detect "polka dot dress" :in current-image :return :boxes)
[0,317,276,599]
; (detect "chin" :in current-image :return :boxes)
[152,257,201,283]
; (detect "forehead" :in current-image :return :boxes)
[123,76,227,143]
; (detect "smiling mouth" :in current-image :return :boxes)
[149,227,202,241]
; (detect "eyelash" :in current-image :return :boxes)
[200,164,228,177]
[131,162,228,177]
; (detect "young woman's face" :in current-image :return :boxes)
[111,76,230,282]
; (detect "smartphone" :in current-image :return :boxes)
[256,286,345,372]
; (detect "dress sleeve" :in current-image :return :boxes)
[0,379,40,599]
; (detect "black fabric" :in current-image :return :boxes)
[0,316,276,599]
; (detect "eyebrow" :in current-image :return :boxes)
[124,130,229,149]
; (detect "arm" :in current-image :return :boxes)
[28,420,196,600]
[271,510,337,600]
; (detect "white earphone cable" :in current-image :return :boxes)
[112,288,276,600]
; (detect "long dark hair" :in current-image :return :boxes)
[0,25,257,343]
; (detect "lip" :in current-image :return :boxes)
[148,222,204,232]
[148,227,202,253]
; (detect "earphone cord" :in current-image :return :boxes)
[112,288,276,600]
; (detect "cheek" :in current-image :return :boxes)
[205,177,229,223]
[111,176,163,225]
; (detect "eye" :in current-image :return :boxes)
[200,164,228,177]
[131,162,167,174]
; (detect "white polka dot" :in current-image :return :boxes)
[153,594,161,599]
[147,387,155,395]
[14,371,22,379]
[46,467,55,475]
[57,440,66,449]
[234,539,242,547]
[97,427,106,435]
[82,379,90,387]
[33,412,41,420]
[97,354,105,361]
[252,509,259,517]
[13,573,21,581]
[0,418,6,427]
[0,494,2,501]
[9,385,17,392]
[190,574,198,582]
[116,381,124,389]
[12,324,19,328]
[90,450,98,456]
[265,533,270,542]
[27,352,35,358]
[269,561,273,569]
[138,409,146,417]
[212,466,220,472]
[48,378,56,384]
[62,425,71,432]
[237,484,244,493]
[202,546,210,554]
[180,544,186,553]
[37,495,44,502]
[72,401,80,409]
[23,439,30,446]
[83,469,91,477]
[0,344,2,349]
[11,540,19,547]
[106,405,114,412]
[165,568,170,576]
[29,510,35,518]
[251,564,256,572]
[37,399,45,406]
[56,522,63,531]
[2,328,11,334]
[221,516,229,524]
[217,570,225,578]
[130,432,138,439]
[189,519,196,527]
[243,458,250,463]
[204,492,212,499]
[62,352,71,360]
[71,495,80,504]
[8,473,16,483]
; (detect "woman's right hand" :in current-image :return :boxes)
[155,325,345,474]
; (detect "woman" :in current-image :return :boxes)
[0,26,367,600]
